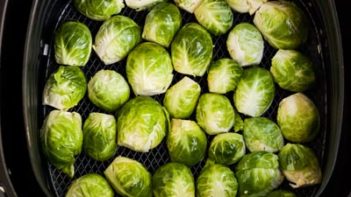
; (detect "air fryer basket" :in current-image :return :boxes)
[23,0,344,196]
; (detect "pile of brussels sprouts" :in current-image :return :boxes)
[40,0,323,196]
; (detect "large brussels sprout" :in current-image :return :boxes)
[208,133,245,165]
[171,23,213,77]
[142,3,182,47]
[117,97,168,152]
[279,143,322,188]
[54,21,92,66]
[226,0,267,14]
[267,190,296,197]
[104,156,152,197]
[88,70,130,112]
[127,42,173,96]
[74,0,124,21]
[253,1,308,49]
[207,58,243,94]
[93,16,141,65]
[196,93,235,135]
[40,110,83,177]
[271,50,316,92]
[43,66,86,110]
[277,93,320,143]
[83,113,117,161]
[153,162,195,197]
[227,23,264,66]
[163,77,201,118]
[174,0,201,13]
[66,173,114,197]
[234,109,244,132]
[125,0,166,11]
[234,67,275,117]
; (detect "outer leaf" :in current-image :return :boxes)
[74,0,125,21]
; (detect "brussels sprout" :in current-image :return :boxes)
[243,117,284,153]
[235,152,284,196]
[142,3,182,47]
[83,113,117,161]
[126,42,173,96]
[74,0,124,21]
[117,96,168,152]
[40,110,83,177]
[196,93,235,135]
[153,162,195,197]
[171,23,213,77]
[125,0,166,11]
[227,23,264,66]
[234,67,275,117]
[207,58,243,94]
[253,1,308,49]
[54,21,92,66]
[66,173,114,197]
[174,0,201,13]
[267,190,296,197]
[277,93,320,143]
[93,16,141,65]
[234,109,244,132]
[208,133,245,165]
[43,66,86,110]
[226,0,267,14]
[279,143,322,188]
[104,156,152,197]
[271,50,316,92]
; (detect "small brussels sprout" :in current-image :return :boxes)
[253,1,308,49]
[126,42,173,96]
[243,117,284,153]
[235,152,284,196]
[207,58,243,94]
[234,67,275,117]
[267,190,297,197]
[104,156,152,197]
[54,21,92,66]
[88,70,130,112]
[171,23,213,77]
[279,143,322,188]
[227,23,264,66]
[43,66,86,110]
[93,15,141,65]
[117,97,168,152]
[271,50,316,92]
[66,173,114,197]
[40,110,83,177]
[196,93,235,135]
[163,77,201,118]
[74,0,124,21]
[226,0,267,14]
[208,133,245,165]
[153,162,195,197]
[277,93,320,143]
[125,0,166,11]
[174,0,201,13]
[234,109,244,132]
[142,3,182,47]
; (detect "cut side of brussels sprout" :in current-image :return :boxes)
[174,0,202,13]
[267,190,297,197]
[125,0,166,11]
[74,0,125,21]
[226,0,267,14]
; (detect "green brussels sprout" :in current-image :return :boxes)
[83,113,117,161]
[267,190,297,197]
[243,117,284,153]
[153,162,195,197]
[277,93,320,143]
[93,15,141,65]
[234,67,275,117]
[207,58,243,94]
[171,23,213,77]
[194,0,233,36]
[142,3,182,47]
[279,143,322,188]
[234,109,244,132]
[40,110,83,177]
[208,133,245,165]
[253,1,308,49]
[74,0,124,21]
[125,0,166,11]
[88,70,130,112]
[54,21,92,66]
[174,0,202,13]
[66,173,114,197]
[43,66,87,110]
[117,96,168,152]
[271,50,316,92]
[227,23,264,66]
[126,42,173,96]
[235,152,284,197]
[163,77,201,118]
[226,0,267,14]
[196,93,235,135]
[104,156,152,197]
